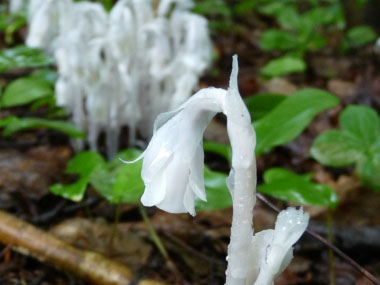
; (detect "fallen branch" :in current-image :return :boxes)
[0,210,166,285]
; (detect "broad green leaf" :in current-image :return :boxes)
[66,151,105,175]
[0,76,53,107]
[0,45,53,72]
[260,56,306,78]
[255,88,339,155]
[50,152,105,201]
[196,167,232,211]
[110,149,144,203]
[112,161,144,203]
[303,6,344,28]
[258,168,339,209]
[259,30,299,51]
[0,116,84,138]
[310,130,364,167]
[264,168,313,182]
[357,151,380,192]
[90,148,144,203]
[244,93,286,121]
[32,68,58,84]
[277,7,301,30]
[257,2,288,16]
[340,105,380,149]
[192,0,231,17]
[203,141,232,164]
[233,0,256,15]
[345,26,377,49]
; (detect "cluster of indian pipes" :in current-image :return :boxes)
[25,0,212,158]
[135,56,309,285]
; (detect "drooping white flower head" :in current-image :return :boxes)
[140,87,226,215]
[138,55,252,217]
[247,207,309,285]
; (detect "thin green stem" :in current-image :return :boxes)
[138,203,169,260]
[108,202,123,250]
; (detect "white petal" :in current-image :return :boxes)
[189,142,206,201]
[141,166,168,207]
[183,183,196,216]
[155,157,190,213]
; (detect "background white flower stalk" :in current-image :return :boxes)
[9,0,26,13]
[26,0,212,158]
[135,56,309,285]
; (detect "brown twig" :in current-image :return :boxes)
[256,193,380,285]
[0,209,167,285]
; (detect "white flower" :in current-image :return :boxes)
[140,87,227,216]
[27,0,70,52]
[247,207,309,285]
[27,0,212,158]
[9,0,25,13]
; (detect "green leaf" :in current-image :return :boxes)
[345,25,377,49]
[0,76,53,108]
[90,148,144,203]
[255,88,339,155]
[303,5,344,28]
[233,0,256,15]
[310,130,363,167]
[0,45,53,72]
[357,151,380,191]
[110,149,144,203]
[203,141,232,164]
[259,30,299,51]
[192,0,231,17]
[277,7,301,30]
[340,105,380,149]
[32,68,59,85]
[50,152,105,201]
[260,56,306,78]
[244,93,286,121]
[257,2,289,16]
[196,167,232,211]
[258,168,339,209]
[0,116,84,138]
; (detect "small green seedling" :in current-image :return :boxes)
[311,105,380,191]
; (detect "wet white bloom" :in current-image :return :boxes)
[138,55,252,216]
[140,87,226,215]
[26,0,212,158]
[247,208,309,285]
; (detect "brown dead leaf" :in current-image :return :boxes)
[0,146,71,199]
[260,77,298,96]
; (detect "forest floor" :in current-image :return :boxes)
[1,8,380,285]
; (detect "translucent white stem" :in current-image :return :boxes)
[225,165,256,285]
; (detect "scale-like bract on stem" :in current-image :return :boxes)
[135,56,309,285]
[26,0,212,158]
